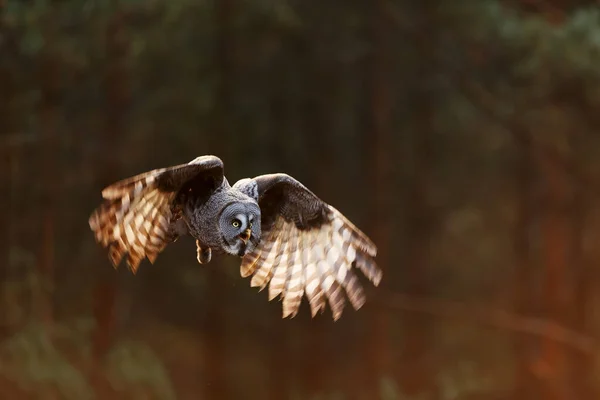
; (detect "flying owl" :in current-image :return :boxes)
[88,156,381,320]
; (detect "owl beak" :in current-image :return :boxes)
[239,228,251,244]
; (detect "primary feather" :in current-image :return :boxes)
[242,205,380,320]
[89,171,176,273]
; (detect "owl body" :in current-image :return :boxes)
[178,177,261,259]
[89,155,382,320]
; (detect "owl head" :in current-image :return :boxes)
[219,202,261,256]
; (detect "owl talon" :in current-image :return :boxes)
[196,241,211,264]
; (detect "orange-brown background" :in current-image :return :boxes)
[1,1,599,399]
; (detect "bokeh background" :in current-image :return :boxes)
[2,0,600,399]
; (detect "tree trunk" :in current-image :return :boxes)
[568,134,595,400]
[537,136,573,400]
[399,44,434,400]
[399,114,434,396]
[512,130,538,400]
[364,0,394,395]
[0,5,20,338]
[37,8,61,329]
[92,0,130,364]
[395,3,437,397]
[0,2,12,269]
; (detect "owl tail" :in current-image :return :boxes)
[89,171,176,273]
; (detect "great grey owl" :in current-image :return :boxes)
[89,155,381,320]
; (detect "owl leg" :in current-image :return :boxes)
[196,240,212,264]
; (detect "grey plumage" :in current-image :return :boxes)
[89,155,382,320]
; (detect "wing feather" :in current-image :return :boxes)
[89,156,224,272]
[235,173,381,320]
[240,247,261,278]
[89,174,177,272]
[282,232,305,318]
[267,231,291,301]
[304,230,326,317]
[250,217,284,290]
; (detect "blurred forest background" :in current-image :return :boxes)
[2,0,600,399]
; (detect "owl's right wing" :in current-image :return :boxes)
[89,155,224,272]
[240,173,382,320]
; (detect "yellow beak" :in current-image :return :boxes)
[239,228,251,244]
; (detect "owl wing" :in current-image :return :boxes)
[89,155,224,272]
[240,173,381,320]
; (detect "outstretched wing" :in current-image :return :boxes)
[89,155,224,272]
[239,174,381,320]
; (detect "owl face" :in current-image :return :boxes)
[219,202,261,257]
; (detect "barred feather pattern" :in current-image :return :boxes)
[88,170,176,273]
[240,205,381,320]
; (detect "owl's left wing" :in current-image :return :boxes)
[240,174,382,320]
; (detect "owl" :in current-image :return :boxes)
[89,156,381,320]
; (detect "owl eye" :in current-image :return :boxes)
[249,222,253,228]
[232,219,241,228]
